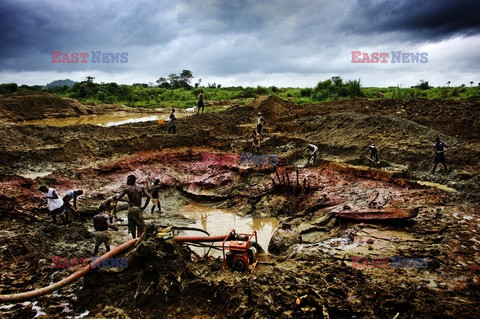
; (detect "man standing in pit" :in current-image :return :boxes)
[117,175,151,238]
[431,136,450,174]
[197,90,204,114]
[247,129,261,155]
[366,144,379,165]
[256,112,266,135]
[62,189,83,222]
[93,203,119,255]
[39,185,66,225]
[168,108,176,133]
[149,179,161,214]
[303,144,319,166]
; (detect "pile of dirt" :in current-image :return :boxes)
[250,95,295,122]
[299,98,480,140]
[0,91,154,123]
[75,226,195,318]
[0,91,89,122]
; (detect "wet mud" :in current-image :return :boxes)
[0,93,479,318]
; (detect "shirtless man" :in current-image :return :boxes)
[117,175,151,238]
[197,90,204,114]
[102,195,122,222]
[248,129,261,155]
[63,189,83,222]
[149,179,161,214]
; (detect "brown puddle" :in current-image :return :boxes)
[176,202,279,254]
[17,111,194,127]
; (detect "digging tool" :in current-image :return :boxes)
[363,155,378,163]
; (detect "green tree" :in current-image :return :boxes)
[0,83,18,94]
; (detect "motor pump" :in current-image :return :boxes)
[223,230,259,272]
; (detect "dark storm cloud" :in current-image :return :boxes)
[0,0,478,87]
[0,0,179,71]
[344,0,480,40]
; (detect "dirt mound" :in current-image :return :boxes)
[250,95,295,122]
[299,98,480,140]
[0,91,89,122]
[76,226,194,318]
[0,91,154,123]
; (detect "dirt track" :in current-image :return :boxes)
[0,92,479,318]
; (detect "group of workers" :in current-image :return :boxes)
[39,174,162,254]
[246,112,451,175]
[38,103,452,255]
[300,138,450,174]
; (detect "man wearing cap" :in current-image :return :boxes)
[256,112,266,135]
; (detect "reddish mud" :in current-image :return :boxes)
[0,93,479,318]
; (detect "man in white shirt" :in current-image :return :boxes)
[39,185,66,225]
[303,144,319,166]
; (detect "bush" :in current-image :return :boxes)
[311,77,363,101]
[0,83,18,94]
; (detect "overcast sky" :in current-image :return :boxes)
[1,0,479,88]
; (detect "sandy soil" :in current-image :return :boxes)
[0,92,479,318]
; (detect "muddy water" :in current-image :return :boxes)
[94,202,279,258]
[175,203,279,253]
[18,111,193,127]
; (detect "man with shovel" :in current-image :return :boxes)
[365,144,379,165]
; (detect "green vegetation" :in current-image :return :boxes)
[1,74,479,108]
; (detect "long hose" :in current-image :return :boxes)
[0,238,139,303]
[173,234,232,243]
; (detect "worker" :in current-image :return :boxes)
[102,195,122,222]
[366,144,379,164]
[303,144,318,166]
[93,203,119,255]
[247,129,261,155]
[39,185,66,225]
[168,108,176,133]
[431,136,449,174]
[62,189,83,222]
[149,179,161,214]
[197,90,204,114]
[256,112,266,135]
[117,175,151,238]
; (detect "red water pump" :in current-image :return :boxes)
[222,229,259,272]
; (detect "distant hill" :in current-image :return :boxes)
[46,79,76,88]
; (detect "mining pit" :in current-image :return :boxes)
[0,91,479,318]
